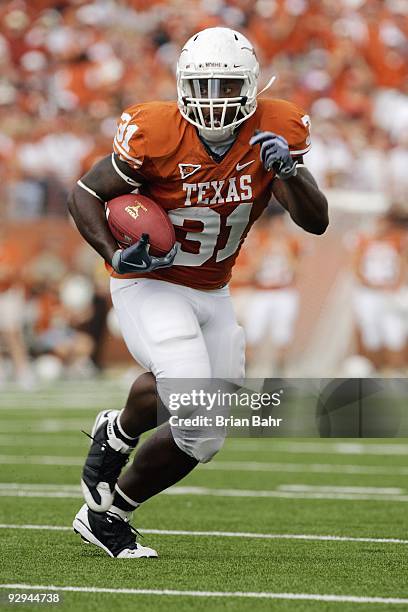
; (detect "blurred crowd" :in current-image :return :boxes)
[232,206,408,377]
[231,209,304,376]
[0,0,407,220]
[346,208,408,375]
[2,205,407,386]
[0,224,113,386]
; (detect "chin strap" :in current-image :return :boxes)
[198,127,236,144]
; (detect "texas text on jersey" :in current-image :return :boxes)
[110,98,311,290]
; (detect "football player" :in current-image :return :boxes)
[244,210,303,376]
[351,211,408,371]
[69,27,328,558]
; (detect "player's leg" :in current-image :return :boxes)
[381,296,407,371]
[244,291,272,373]
[116,285,246,510]
[269,288,299,374]
[109,285,247,513]
[87,372,179,506]
[112,280,216,503]
[79,280,156,514]
[119,372,162,436]
[0,287,34,389]
[75,279,212,557]
[81,278,208,510]
[115,421,197,504]
[75,290,161,555]
[352,286,383,369]
[74,420,194,557]
[80,372,161,514]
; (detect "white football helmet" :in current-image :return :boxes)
[177,27,260,142]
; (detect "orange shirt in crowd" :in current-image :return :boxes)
[0,239,24,292]
[230,230,259,290]
[34,291,62,334]
[253,229,302,290]
[353,231,408,290]
[361,23,407,89]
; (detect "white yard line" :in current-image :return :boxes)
[1,482,408,502]
[227,441,408,456]
[0,437,86,447]
[0,492,81,499]
[164,486,408,502]
[0,523,408,545]
[1,422,407,457]
[205,461,408,475]
[0,398,123,410]
[0,420,89,433]
[277,485,404,494]
[0,484,82,491]
[0,456,83,466]
[0,392,124,410]
[1,455,408,476]
[1,429,407,457]
[0,584,407,605]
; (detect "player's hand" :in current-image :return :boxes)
[250,131,298,179]
[111,233,178,275]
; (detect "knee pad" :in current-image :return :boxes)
[157,371,213,416]
[171,428,225,463]
[192,437,225,463]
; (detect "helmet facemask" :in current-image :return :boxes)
[177,74,257,141]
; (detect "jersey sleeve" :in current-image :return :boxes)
[113,106,146,173]
[260,99,312,158]
[286,105,311,157]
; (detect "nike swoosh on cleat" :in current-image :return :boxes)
[236,160,255,172]
[128,260,148,269]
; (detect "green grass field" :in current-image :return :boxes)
[1,381,408,611]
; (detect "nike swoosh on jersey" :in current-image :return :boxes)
[236,160,255,172]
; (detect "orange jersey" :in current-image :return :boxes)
[254,230,301,290]
[111,98,311,290]
[354,232,407,290]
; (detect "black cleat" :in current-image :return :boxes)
[73,504,158,558]
[81,410,137,512]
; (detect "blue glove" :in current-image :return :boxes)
[249,131,297,179]
[111,233,177,275]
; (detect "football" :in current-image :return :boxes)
[106,194,175,257]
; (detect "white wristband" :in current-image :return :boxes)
[111,249,122,273]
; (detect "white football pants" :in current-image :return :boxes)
[245,288,299,347]
[111,277,245,461]
[353,286,407,351]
